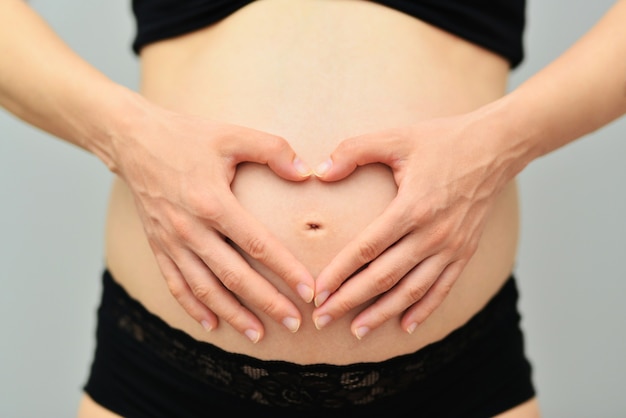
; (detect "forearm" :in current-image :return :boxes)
[0,0,145,170]
[483,0,626,176]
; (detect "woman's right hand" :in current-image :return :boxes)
[108,101,315,343]
[0,0,313,344]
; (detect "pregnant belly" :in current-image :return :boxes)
[231,162,397,281]
[105,157,519,365]
[105,0,519,363]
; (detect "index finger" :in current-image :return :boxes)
[215,193,316,304]
[313,196,413,305]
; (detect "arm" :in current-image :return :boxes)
[311,0,626,338]
[491,0,626,164]
[0,0,315,342]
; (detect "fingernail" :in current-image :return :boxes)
[406,322,418,334]
[314,159,332,177]
[314,314,333,330]
[314,290,330,307]
[244,329,260,343]
[282,317,300,333]
[355,326,370,340]
[293,157,312,176]
[297,283,314,303]
[201,320,213,332]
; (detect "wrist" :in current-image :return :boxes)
[85,84,153,174]
[468,95,543,183]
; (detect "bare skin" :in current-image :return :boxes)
[107,0,518,359]
[2,0,626,416]
[93,0,533,414]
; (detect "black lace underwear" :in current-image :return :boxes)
[84,270,535,417]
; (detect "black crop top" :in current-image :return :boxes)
[132,0,526,68]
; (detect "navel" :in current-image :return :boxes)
[305,221,323,231]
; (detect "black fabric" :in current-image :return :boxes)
[131,0,254,54]
[372,0,525,68]
[131,0,526,68]
[83,269,535,417]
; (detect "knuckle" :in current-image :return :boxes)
[215,265,242,292]
[377,306,397,324]
[193,194,222,221]
[335,297,358,314]
[145,228,161,247]
[244,236,269,261]
[410,203,433,223]
[266,135,289,153]
[166,279,187,301]
[427,227,449,248]
[449,235,465,252]
[406,281,432,303]
[357,241,380,264]
[169,215,194,242]
[373,271,398,294]
[333,138,356,156]
[190,282,215,303]
[466,236,480,254]
[215,306,240,326]
[257,293,282,317]
[437,279,454,297]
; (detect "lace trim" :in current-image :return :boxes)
[104,270,518,409]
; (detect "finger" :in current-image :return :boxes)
[314,130,407,181]
[227,128,312,180]
[346,255,447,339]
[174,248,275,343]
[313,197,411,306]
[154,183,312,325]
[311,233,427,328]
[198,233,304,334]
[211,194,316,305]
[400,261,465,334]
[152,250,220,332]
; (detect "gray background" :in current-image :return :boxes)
[1,0,625,416]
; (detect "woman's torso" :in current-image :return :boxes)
[105,0,519,364]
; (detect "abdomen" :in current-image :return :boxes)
[105,0,519,363]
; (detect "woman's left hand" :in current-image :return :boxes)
[311,112,522,339]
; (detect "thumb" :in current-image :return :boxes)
[233,130,312,182]
[314,131,403,181]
